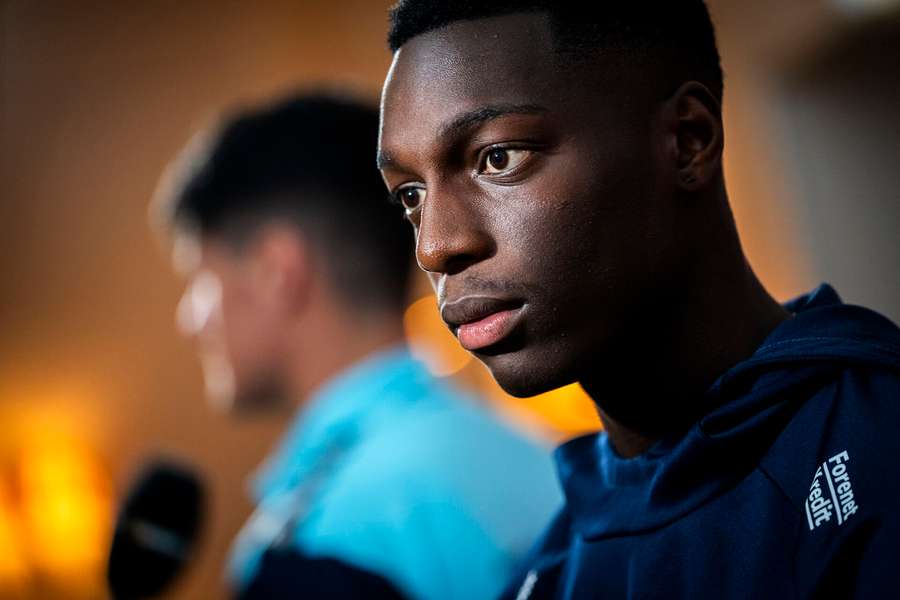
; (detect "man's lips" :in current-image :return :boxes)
[440,296,525,351]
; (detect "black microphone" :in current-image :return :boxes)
[107,459,205,599]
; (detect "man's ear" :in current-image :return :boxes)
[665,81,724,191]
[251,225,312,314]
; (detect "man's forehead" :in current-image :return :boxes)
[381,12,559,132]
[396,13,554,79]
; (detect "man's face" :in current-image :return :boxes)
[379,13,680,396]
[174,233,286,413]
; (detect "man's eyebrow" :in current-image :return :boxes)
[376,103,548,171]
[438,103,548,140]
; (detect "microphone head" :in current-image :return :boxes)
[107,459,205,599]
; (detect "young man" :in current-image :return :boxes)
[155,93,562,599]
[377,2,900,598]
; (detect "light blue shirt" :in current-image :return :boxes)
[229,346,562,599]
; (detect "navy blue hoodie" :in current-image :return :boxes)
[505,285,900,599]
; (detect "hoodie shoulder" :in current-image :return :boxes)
[731,285,900,596]
[714,284,900,394]
[757,365,900,597]
[751,284,900,513]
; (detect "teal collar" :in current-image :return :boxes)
[251,345,429,501]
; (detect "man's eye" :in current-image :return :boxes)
[394,186,426,211]
[481,148,530,175]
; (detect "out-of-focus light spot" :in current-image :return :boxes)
[0,381,110,459]
[404,295,473,377]
[516,382,602,436]
[0,482,29,595]
[17,437,112,595]
[470,361,601,439]
[0,383,115,597]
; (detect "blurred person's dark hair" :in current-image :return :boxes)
[158,93,412,313]
[388,0,724,102]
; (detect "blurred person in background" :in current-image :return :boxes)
[153,93,562,599]
[377,1,900,598]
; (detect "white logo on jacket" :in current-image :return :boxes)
[805,450,859,531]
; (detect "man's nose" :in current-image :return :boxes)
[415,183,494,275]
[176,272,222,338]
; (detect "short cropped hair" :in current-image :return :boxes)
[388,0,724,102]
[159,93,412,312]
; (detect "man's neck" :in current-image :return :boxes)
[286,311,407,409]
[582,265,790,459]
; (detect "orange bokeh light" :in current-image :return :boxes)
[0,482,29,597]
[0,385,114,598]
[17,439,113,586]
[404,295,473,377]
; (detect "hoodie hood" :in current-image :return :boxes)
[557,284,900,541]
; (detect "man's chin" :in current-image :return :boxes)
[201,364,285,416]
[479,351,575,399]
[230,380,289,416]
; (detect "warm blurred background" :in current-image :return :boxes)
[1,1,898,598]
